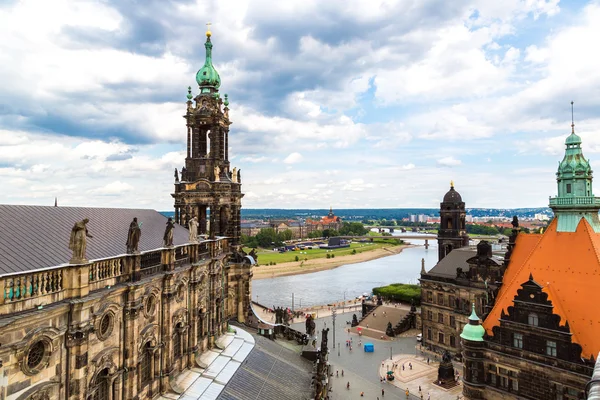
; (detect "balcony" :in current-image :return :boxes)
[549,196,600,207]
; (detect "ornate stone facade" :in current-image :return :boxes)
[0,238,252,400]
[462,277,592,399]
[420,241,503,356]
[0,31,252,400]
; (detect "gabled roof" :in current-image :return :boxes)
[483,218,600,358]
[423,247,476,278]
[0,205,190,276]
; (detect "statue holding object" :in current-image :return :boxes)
[69,219,93,263]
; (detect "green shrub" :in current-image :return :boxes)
[352,249,357,254]
[326,253,331,259]
[372,283,421,305]
[295,255,299,262]
[331,254,335,258]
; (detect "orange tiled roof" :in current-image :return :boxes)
[483,218,600,358]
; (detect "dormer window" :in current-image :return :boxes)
[528,313,538,327]
[566,183,572,193]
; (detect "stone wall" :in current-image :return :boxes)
[0,238,252,400]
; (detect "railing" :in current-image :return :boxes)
[3,269,63,302]
[141,251,162,269]
[0,238,235,311]
[89,258,124,282]
[549,196,600,206]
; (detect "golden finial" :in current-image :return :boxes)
[206,22,212,37]
[450,180,454,188]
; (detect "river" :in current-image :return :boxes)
[252,232,437,309]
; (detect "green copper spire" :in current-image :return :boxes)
[549,102,600,232]
[195,30,221,94]
[224,93,229,107]
[186,86,193,100]
[460,303,485,342]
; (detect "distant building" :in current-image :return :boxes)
[461,121,599,399]
[305,207,343,236]
[534,213,549,221]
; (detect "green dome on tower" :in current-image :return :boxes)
[565,131,582,146]
[195,31,221,92]
[460,304,485,342]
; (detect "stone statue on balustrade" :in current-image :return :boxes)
[237,169,241,184]
[188,216,199,243]
[214,165,220,182]
[164,218,175,247]
[305,314,316,336]
[126,217,141,254]
[174,168,179,182]
[232,167,237,183]
[69,218,93,263]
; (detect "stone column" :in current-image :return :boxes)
[237,277,245,323]
[187,126,191,158]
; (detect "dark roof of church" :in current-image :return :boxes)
[0,205,190,276]
[442,186,463,203]
[424,247,476,278]
[217,335,312,400]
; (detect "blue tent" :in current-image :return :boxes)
[364,343,374,352]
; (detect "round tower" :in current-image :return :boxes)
[460,304,486,399]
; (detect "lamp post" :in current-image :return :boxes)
[332,308,336,349]
[343,289,348,313]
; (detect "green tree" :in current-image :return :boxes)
[308,230,323,238]
[255,228,283,248]
[339,222,368,236]
[322,229,339,238]
[278,229,293,241]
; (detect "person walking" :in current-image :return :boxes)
[382,388,385,396]
[405,388,409,398]
[336,370,338,377]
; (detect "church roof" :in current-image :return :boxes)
[483,218,600,358]
[423,247,477,278]
[442,183,463,203]
[0,205,190,276]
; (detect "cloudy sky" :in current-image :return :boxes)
[1,0,600,210]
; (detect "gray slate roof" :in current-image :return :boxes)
[425,247,476,278]
[217,335,312,400]
[0,205,190,276]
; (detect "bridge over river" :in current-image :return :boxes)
[339,234,504,249]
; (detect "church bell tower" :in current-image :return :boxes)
[171,29,243,244]
[438,181,469,261]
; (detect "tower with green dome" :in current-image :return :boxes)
[461,304,485,399]
[549,102,600,232]
[172,28,243,245]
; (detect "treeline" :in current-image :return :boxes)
[466,224,532,235]
[241,222,370,248]
[372,283,421,305]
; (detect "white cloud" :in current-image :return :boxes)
[283,152,303,164]
[437,157,462,167]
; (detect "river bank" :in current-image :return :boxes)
[252,244,415,280]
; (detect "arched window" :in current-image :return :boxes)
[173,324,182,359]
[141,343,152,386]
[528,313,539,327]
[93,368,110,400]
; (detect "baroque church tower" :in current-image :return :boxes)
[549,105,600,232]
[172,29,243,244]
[437,181,469,261]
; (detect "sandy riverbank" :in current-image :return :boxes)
[252,244,415,280]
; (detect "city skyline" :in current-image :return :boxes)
[1,0,600,210]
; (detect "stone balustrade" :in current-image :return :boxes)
[0,237,233,314]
